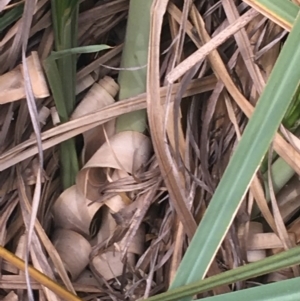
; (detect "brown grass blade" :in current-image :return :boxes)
[167,8,259,83]
[147,0,197,239]
[222,0,265,94]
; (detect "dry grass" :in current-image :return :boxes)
[0,1,299,300]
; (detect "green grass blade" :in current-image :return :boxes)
[47,0,80,189]
[60,139,80,190]
[145,246,300,301]
[43,58,68,122]
[43,57,79,190]
[283,85,300,129]
[196,277,300,301]
[51,0,78,49]
[0,4,24,32]
[49,45,111,59]
[169,10,300,299]
[55,22,76,116]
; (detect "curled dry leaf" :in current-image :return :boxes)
[72,76,119,163]
[89,169,146,281]
[52,185,102,237]
[90,204,118,244]
[76,131,152,201]
[91,225,145,280]
[85,150,149,281]
[51,229,91,281]
[91,199,145,252]
[53,130,152,245]
[0,51,49,104]
[92,252,135,281]
[52,136,151,238]
[71,76,118,119]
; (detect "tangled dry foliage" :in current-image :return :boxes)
[0,0,299,300]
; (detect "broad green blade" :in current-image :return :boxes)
[117,0,151,99]
[243,0,299,30]
[145,246,300,301]
[259,0,298,25]
[197,277,300,301]
[116,0,152,133]
[169,10,300,299]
